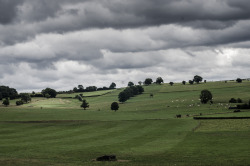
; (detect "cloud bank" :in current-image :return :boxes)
[0,0,250,92]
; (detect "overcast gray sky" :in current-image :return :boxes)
[1,0,250,92]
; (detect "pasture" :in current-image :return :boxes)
[0,81,249,165]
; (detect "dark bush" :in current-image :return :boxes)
[16,100,24,106]
[237,104,250,109]
[233,110,241,113]
[229,98,237,103]
[237,98,243,103]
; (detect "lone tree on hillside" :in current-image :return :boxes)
[111,102,119,112]
[144,78,153,85]
[193,75,203,84]
[2,98,9,106]
[236,78,242,83]
[128,81,134,87]
[200,90,213,104]
[81,99,89,110]
[109,82,116,89]
[169,82,174,86]
[156,77,164,84]
[182,81,186,85]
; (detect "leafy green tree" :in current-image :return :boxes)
[236,78,242,83]
[200,90,213,104]
[182,81,186,85]
[0,92,2,100]
[81,99,89,110]
[128,81,134,87]
[138,81,142,85]
[169,82,174,86]
[2,98,9,106]
[118,91,127,103]
[73,87,78,92]
[42,88,57,98]
[109,82,116,89]
[144,78,153,85]
[111,102,119,112]
[194,75,203,84]
[20,93,31,103]
[156,77,164,84]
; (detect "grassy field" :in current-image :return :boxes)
[0,81,249,165]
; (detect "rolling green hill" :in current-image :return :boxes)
[0,81,249,165]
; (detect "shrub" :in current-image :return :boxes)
[16,100,24,106]
[111,102,119,112]
[236,78,242,83]
[229,98,237,103]
[237,98,243,103]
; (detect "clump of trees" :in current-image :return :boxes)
[0,86,18,100]
[229,98,243,103]
[42,88,57,98]
[118,85,144,103]
[20,93,31,103]
[200,90,213,104]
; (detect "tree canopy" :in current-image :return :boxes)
[144,78,153,85]
[109,82,116,89]
[193,75,203,84]
[0,86,18,100]
[42,88,57,98]
[111,102,119,112]
[81,99,89,110]
[156,77,164,84]
[200,90,213,104]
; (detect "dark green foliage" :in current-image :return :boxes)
[200,90,212,104]
[118,85,144,102]
[111,102,119,111]
[0,86,18,99]
[2,98,9,106]
[169,82,174,86]
[189,80,194,84]
[42,88,57,98]
[20,93,31,103]
[194,75,203,84]
[136,85,144,94]
[138,81,142,85]
[81,99,89,110]
[75,95,83,101]
[109,82,116,89]
[204,80,207,83]
[144,78,153,85]
[182,81,186,85]
[229,98,237,103]
[236,78,242,83]
[237,98,243,103]
[78,85,84,91]
[118,91,128,102]
[128,81,134,87]
[16,100,24,106]
[237,104,250,109]
[156,77,164,84]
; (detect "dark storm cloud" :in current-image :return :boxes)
[0,0,23,24]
